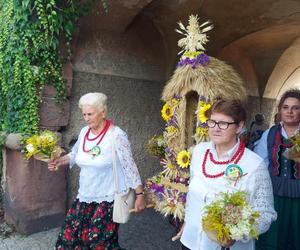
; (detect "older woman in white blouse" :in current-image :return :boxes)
[180,100,277,250]
[48,92,145,250]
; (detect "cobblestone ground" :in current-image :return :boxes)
[0,209,181,250]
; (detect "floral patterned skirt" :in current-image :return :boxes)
[56,199,123,250]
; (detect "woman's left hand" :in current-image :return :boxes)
[221,239,236,248]
[134,194,146,213]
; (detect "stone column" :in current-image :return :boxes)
[2,134,67,235]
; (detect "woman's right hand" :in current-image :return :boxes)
[48,155,70,171]
[48,158,60,171]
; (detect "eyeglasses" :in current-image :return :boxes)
[207,119,238,130]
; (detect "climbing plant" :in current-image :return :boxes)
[0,0,108,135]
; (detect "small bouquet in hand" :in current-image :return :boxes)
[146,134,166,158]
[23,130,64,162]
[202,191,260,247]
[283,130,300,162]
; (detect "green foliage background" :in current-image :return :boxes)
[0,0,107,135]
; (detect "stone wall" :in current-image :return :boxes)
[245,96,277,128]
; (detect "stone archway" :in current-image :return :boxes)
[264,37,300,100]
[218,21,300,125]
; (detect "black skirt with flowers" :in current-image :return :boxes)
[56,199,123,250]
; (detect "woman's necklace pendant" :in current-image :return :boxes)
[90,145,101,159]
[225,164,247,186]
[225,164,243,180]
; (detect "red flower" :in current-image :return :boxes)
[95,244,105,250]
[93,227,99,233]
[64,228,72,241]
[106,223,115,232]
[82,228,89,242]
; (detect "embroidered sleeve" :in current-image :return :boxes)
[250,160,277,237]
[114,127,142,189]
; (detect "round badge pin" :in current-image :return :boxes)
[91,145,101,157]
[225,164,243,180]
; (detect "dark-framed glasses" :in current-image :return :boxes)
[207,119,238,130]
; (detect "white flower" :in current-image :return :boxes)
[228,221,251,241]
[26,144,35,153]
[40,131,55,142]
[241,206,253,220]
[157,138,165,147]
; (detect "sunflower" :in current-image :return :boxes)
[197,103,211,123]
[176,150,191,168]
[161,103,172,122]
[161,159,180,179]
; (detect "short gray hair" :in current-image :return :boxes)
[78,92,107,112]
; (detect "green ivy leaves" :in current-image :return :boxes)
[0,0,108,135]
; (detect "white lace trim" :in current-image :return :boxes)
[114,127,142,189]
[251,162,277,236]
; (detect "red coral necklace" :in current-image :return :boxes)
[82,120,111,153]
[202,141,245,178]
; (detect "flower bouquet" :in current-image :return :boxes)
[146,134,166,158]
[23,130,64,162]
[283,131,300,162]
[202,191,260,248]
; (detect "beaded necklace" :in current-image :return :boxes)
[202,142,245,178]
[82,120,110,154]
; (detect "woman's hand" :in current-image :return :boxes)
[48,159,59,171]
[220,239,235,248]
[48,155,70,171]
[172,222,185,241]
[134,194,146,213]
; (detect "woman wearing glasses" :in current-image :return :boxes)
[254,89,300,250]
[180,99,276,250]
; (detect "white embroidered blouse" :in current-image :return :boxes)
[68,125,142,203]
[180,140,277,250]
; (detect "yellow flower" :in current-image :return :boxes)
[176,150,191,168]
[166,126,178,134]
[167,160,176,170]
[161,103,172,122]
[196,127,208,137]
[183,51,201,59]
[172,98,179,105]
[197,103,211,123]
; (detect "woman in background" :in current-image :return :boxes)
[255,89,300,250]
